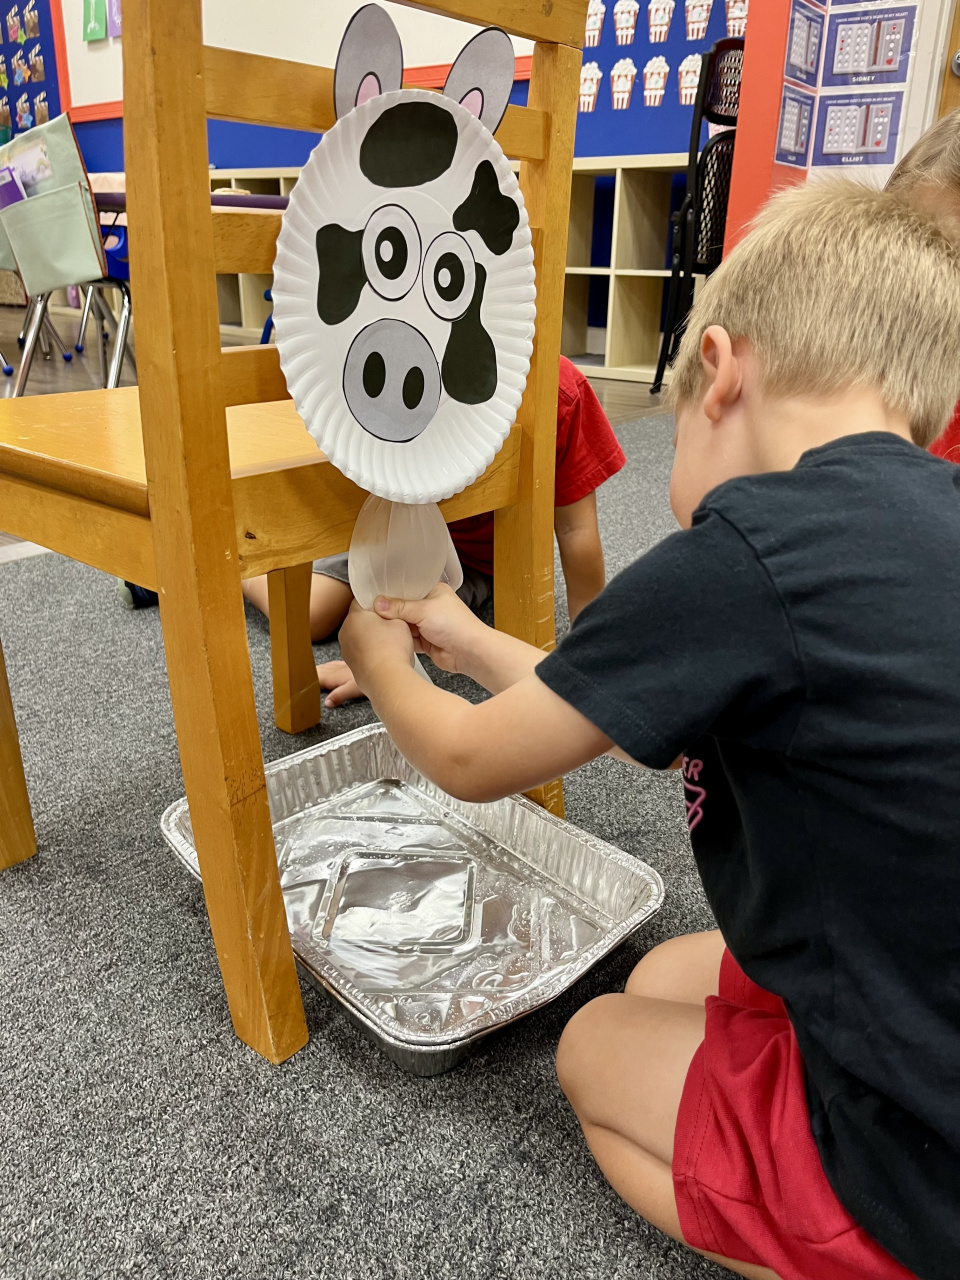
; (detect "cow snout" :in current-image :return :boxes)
[343,320,441,443]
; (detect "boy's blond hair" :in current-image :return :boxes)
[888,108,960,195]
[668,180,960,446]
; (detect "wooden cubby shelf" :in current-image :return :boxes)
[562,153,689,384]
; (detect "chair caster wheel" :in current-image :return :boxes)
[62,352,72,362]
[2,365,12,376]
[74,344,84,353]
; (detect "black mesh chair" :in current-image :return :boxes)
[651,37,744,394]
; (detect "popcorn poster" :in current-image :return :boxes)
[575,0,744,155]
[0,1,61,143]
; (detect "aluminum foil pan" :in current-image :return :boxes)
[160,724,664,1074]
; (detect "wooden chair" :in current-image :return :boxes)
[0,0,585,1064]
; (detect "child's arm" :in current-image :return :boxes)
[339,602,613,802]
[555,492,607,621]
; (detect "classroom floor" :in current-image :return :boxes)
[0,308,721,1280]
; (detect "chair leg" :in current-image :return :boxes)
[266,564,322,734]
[42,314,72,362]
[157,585,308,1063]
[0,636,36,871]
[106,285,132,389]
[92,290,109,388]
[75,286,94,352]
[17,299,32,348]
[652,256,685,394]
[13,293,49,397]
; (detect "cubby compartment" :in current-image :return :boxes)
[614,168,676,272]
[562,275,609,364]
[606,275,668,381]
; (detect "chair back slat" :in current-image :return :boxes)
[221,346,290,408]
[387,0,584,45]
[211,208,281,275]
[204,46,546,162]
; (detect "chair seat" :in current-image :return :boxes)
[0,386,521,585]
[0,387,322,517]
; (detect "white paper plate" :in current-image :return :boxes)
[272,88,536,505]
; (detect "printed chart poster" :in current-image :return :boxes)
[776,83,816,166]
[811,90,902,165]
[822,6,914,88]
[784,0,826,89]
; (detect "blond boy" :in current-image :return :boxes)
[337,182,960,1280]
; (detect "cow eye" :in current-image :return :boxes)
[422,232,476,322]
[362,205,421,301]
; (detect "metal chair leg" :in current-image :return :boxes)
[75,286,94,353]
[0,347,12,376]
[107,284,132,389]
[38,320,51,359]
[13,294,50,396]
[91,289,109,388]
[42,314,73,362]
[17,298,32,348]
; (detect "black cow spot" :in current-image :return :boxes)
[441,263,497,405]
[453,160,519,256]
[360,102,458,188]
[315,223,366,325]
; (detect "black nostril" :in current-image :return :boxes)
[362,351,386,398]
[402,366,424,410]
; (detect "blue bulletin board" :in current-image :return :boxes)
[0,1,62,144]
[574,0,747,157]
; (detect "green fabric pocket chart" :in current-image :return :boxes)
[0,113,106,294]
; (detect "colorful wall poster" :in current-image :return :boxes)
[106,0,120,40]
[0,1,61,142]
[83,0,106,42]
[821,6,914,88]
[811,89,902,164]
[776,82,816,165]
[784,0,825,88]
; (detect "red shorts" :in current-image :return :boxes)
[672,950,916,1280]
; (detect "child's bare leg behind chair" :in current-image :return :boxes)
[557,929,781,1280]
[241,571,354,644]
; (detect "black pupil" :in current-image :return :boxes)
[402,366,424,411]
[376,227,407,280]
[435,251,465,302]
[363,351,386,398]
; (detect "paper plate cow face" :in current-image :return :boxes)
[272,5,536,505]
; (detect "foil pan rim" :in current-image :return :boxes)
[160,723,665,1051]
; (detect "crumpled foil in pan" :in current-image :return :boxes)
[160,725,664,1074]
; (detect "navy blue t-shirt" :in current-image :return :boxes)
[538,433,960,1280]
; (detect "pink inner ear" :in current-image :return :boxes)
[356,72,382,107]
[459,88,484,119]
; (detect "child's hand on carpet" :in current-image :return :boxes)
[316,659,364,708]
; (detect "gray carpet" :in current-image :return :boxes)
[0,412,723,1280]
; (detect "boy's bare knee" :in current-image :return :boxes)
[624,930,724,1003]
[556,993,625,1111]
[625,939,682,997]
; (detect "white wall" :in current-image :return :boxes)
[60,0,532,109]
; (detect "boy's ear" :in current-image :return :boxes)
[442,27,514,133]
[700,326,742,423]
[334,4,404,121]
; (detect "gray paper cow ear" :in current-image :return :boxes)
[334,4,404,121]
[442,28,514,135]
